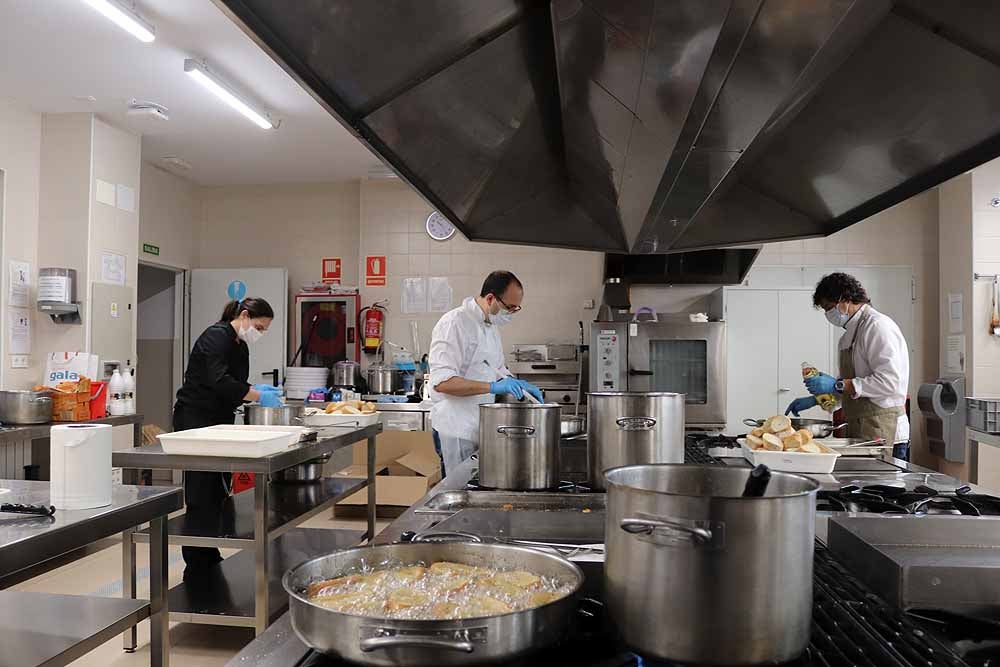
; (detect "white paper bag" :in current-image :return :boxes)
[44,352,100,385]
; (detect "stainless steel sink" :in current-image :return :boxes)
[415,490,605,514]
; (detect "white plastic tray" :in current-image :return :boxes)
[821,438,893,457]
[739,438,840,474]
[301,410,380,428]
[158,427,297,457]
[209,424,312,442]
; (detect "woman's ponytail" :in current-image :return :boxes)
[220,297,274,322]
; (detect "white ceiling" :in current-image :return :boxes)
[0,0,381,185]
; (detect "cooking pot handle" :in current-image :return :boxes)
[620,517,712,544]
[742,418,763,428]
[360,633,475,654]
[411,530,483,543]
[29,395,52,404]
[616,417,656,431]
[497,425,536,437]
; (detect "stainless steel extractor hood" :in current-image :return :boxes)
[215,0,1000,254]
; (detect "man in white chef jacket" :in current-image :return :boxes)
[786,272,910,459]
[429,270,544,475]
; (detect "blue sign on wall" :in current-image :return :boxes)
[227,280,247,302]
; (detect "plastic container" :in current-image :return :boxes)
[123,367,135,415]
[109,369,125,416]
[801,362,837,412]
[89,381,108,420]
[158,427,296,457]
[739,438,840,473]
[967,397,1000,433]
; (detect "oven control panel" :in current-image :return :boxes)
[595,331,621,390]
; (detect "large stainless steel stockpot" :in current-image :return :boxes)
[479,403,561,490]
[603,464,818,665]
[587,392,684,491]
[284,542,583,666]
[0,390,53,424]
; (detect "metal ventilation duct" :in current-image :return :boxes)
[215,0,1000,255]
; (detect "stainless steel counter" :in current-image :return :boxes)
[0,413,144,445]
[0,479,181,667]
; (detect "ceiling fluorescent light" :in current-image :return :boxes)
[81,0,155,43]
[184,59,275,129]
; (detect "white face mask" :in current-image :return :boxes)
[238,321,264,345]
[491,308,514,327]
[824,304,850,329]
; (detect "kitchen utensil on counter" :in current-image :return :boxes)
[991,276,1000,334]
[479,403,561,490]
[366,362,404,394]
[332,360,363,389]
[742,464,772,497]
[50,423,112,510]
[0,389,52,424]
[243,403,305,426]
[560,414,585,438]
[272,452,331,483]
[1,502,55,516]
[743,417,846,439]
[603,464,818,665]
[587,392,685,491]
[283,541,584,666]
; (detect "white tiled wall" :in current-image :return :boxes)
[358,181,604,356]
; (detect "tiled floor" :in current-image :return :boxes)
[9,511,390,666]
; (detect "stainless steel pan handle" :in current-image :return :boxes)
[743,418,764,428]
[497,425,535,437]
[620,517,712,544]
[616,417,656,431]
[361,634,475,654]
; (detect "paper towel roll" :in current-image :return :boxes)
[50,423,112,510]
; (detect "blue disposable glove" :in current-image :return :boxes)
[785,396,817,417]
[259,391,283,408]
[252,383,281,393]
[520,380,544,403]
[804,372,837,396]
[490,377,526,399]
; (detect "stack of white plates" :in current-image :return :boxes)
[285,366,330,400]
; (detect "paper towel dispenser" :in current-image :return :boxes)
[918,376,966,463]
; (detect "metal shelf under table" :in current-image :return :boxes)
[0,591,149,667]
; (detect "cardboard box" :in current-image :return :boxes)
[335,432,442,518]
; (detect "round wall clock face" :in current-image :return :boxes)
[426,211,456,241]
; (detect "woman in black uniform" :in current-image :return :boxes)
[174,297,280,574]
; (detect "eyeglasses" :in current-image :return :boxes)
[494,294,521,314]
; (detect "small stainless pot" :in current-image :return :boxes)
[743,417,847,439]
[560,415,585,438]
[479,403,561,490]
[366,364,404,395]
[332,360,363,389]
[243,403,305,426]
[0,390,53,425]
[272,453,330,483]
[604,464,818,664]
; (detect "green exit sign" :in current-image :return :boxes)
[142,243,160,256]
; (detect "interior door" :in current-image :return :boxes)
[725,290,779,433]
[777,291,831,419]
[189,268,288,387]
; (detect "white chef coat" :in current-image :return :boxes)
[429,297,506,442]
[837,304,911,441]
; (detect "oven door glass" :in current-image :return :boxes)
[648,339,708,404]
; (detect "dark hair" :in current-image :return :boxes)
[221,297,274,322]
[812,273,870,308]
[480,271,523,298]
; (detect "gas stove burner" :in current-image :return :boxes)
[465,473,592,494]
[818,483,1000,516]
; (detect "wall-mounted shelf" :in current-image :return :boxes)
[38,302,81,324]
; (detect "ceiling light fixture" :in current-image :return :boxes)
[183,59,275,129]
[80,0,155,43]
[160,156,192,171]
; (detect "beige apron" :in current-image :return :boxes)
[840,307,902,443]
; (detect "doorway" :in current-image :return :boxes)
[137,262,185,438]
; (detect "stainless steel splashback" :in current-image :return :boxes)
[216,0,1000,254]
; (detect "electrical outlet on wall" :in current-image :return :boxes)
[10,355,28,369]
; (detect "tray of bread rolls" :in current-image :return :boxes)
[739,414,840,473]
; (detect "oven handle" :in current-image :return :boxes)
[628,369,654,376]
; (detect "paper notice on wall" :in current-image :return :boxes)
[8,307,30,355]
[428,276,453,312]
[8,260,30,308]
[402,277,428,314]
[96,179,116,206]
[948,292,963,334]
[116,184,136,213]
[946,334,965,373]
[100,251,126,286]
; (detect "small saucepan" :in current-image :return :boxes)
[560,415,585,438]
[743,417,846,439]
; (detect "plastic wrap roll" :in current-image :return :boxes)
[50,423,112,510]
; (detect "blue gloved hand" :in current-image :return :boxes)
[252,383,281,393]
[804,372,837,396]
[259,391,283,408]
[490,377,526,399]
[785,396,817,417]
[520,380,544,403]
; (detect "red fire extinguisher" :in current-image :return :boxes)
[358,301,387,354]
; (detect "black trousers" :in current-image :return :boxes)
[174,407,233,570]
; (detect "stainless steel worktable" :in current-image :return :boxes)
[0,413,144,445]
[113,423,381,638]
[0,479,182,667]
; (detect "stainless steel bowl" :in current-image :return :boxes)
[272,453,331,483]
[0,390,53,425]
